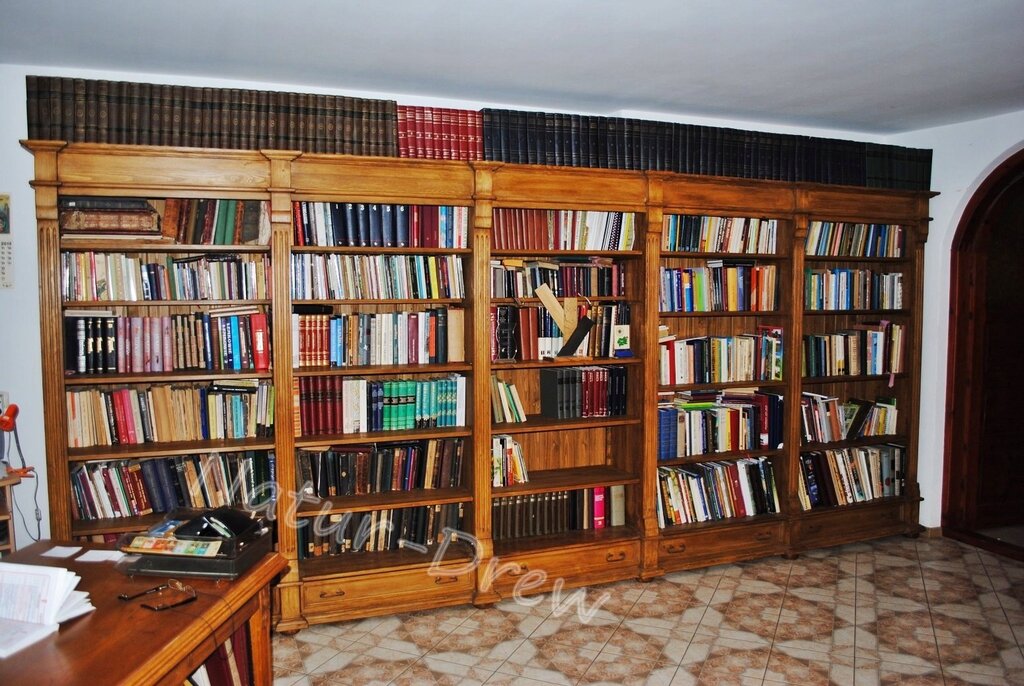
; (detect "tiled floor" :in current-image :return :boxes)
[272,536,1024,685]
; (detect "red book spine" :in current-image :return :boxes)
[251,312,270,371]
[593,486,606,529]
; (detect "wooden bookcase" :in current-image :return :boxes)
[23,141,931,631]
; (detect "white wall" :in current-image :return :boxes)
[887,110,1024,528]
[1,60,1020,541]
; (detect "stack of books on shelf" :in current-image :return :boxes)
[538,366,628,420]
[657,389,785,460]
[396,106,484,160]
[805,221,904,258]
[804,268,903,311]
[294,374,467,436]
[70,451,276,521]
[292,202,469,248]
[291,308,464,368]
[660,260,778,312]
[296,438,464,498]
[658,327,784,386]
[490,376,528,424]
[61,251,271,302]
[800,393,898,444]
[490,435,528,487]
[297,503,465,559]
[289,253,465,300]
[656,457,779,527]
[66,380,275,448]
[492,209,636,252]
[59,196,161,237]
[798,444,905,510]
[663,215,778,254]
[492,485,625,540]
[802,321,905,377]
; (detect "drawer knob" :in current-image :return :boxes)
[754,531,772,541]
[509,564,529,577]
[665,543,686,554]
[606,551,627,563]
[806,524,822,534]
[319,589,346,599]
[434,575,459,585]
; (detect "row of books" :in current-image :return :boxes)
[69,451,275,521]
[491,209,637,252]
[490,435,528,487]
[61,251,271,303]
[538,366,628,419]
[295,438,464,499]
[490,377,527,424]
[657,390,785,460]
[291,308,464,368]
[491,486,626,540]
[804,268,903,311]
[798,444,905,509]
[396,106,485,161]
[162,199,271,245]
[491,302,631,362]
[296,503,465,559]
[292,202,469,249]
[479,108,932,191]
[800,394,898,445]
[660,261,779,313]
[66,380,275,448]
[289,253,465,301]
[25,77,931,191]
[802,322,905,378]
[489,257,627,299]
[658,329,784,386]
[27,76,399,155]
[805,221,904,259]
[63,309,271,375]
[293,374,467,436]
[663,215,779,255]
[656,457,780,527]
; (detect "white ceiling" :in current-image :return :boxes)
[3,0,1024,134]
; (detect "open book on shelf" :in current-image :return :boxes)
[0,561,95,658]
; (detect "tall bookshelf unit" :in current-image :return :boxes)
[24,141,931,631]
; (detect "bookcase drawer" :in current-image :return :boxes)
[659,520,785,571]
[490,540,640,596]
[791,502,907,550]
[302,564,474,619]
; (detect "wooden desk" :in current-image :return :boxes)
[0,541,287,686]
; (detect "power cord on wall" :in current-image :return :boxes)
[1,403,42,542]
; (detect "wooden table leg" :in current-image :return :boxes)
[248,585,274,686]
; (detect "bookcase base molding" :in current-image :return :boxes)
[23,141,931,631]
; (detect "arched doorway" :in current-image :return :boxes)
[943,147,1024,560]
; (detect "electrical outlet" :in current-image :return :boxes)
[0,392,7,411]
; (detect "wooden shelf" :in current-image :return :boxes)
[656,448,784,468]
[68,437,277,461]
[659,379,785,392]
[659,512,786,535]
[801,373,907,385]
[294,362,473,377]
[294,426,471,449]
[491,249,642,259]
[493,525,639,556]
[661,251,787,261]
[71,512,166,537]
[803,309,909,316]
[60,240,271,253]
[804,254,910,263]
[800,435,907,451]
[491,357,641,370]
[291,246,472,255]
[292,298,465,306]
[492,415,640,434]
[660,310,787,318]
[295,488,473,516]
[299,542,476,580]
[63,299,272,308]
[64,369,274,385]
[493,466,638,497]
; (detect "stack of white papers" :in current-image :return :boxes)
[0,561,95,658]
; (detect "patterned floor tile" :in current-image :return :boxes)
[579,651,680,685]
[272,632,350,674]
[696,587,785,644]
[773,593,855,655]
[931,608,1024,674]
[427,625,528,672]
[853,606,940,666]
[674,634,771,685]
[495,639,600,685]
[602,618,692,665]
[529,611,621,652]
[626,581,717,633]
[390,655,496,685]
[273,667,313,686]
[763,645,855,685]
[460,605,549,638]
[852,657,946,685]
[305,645,419,685]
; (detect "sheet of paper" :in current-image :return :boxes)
[76,549,125,563]
[41,546,82,558]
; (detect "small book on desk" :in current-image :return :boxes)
[0,561,95,658]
